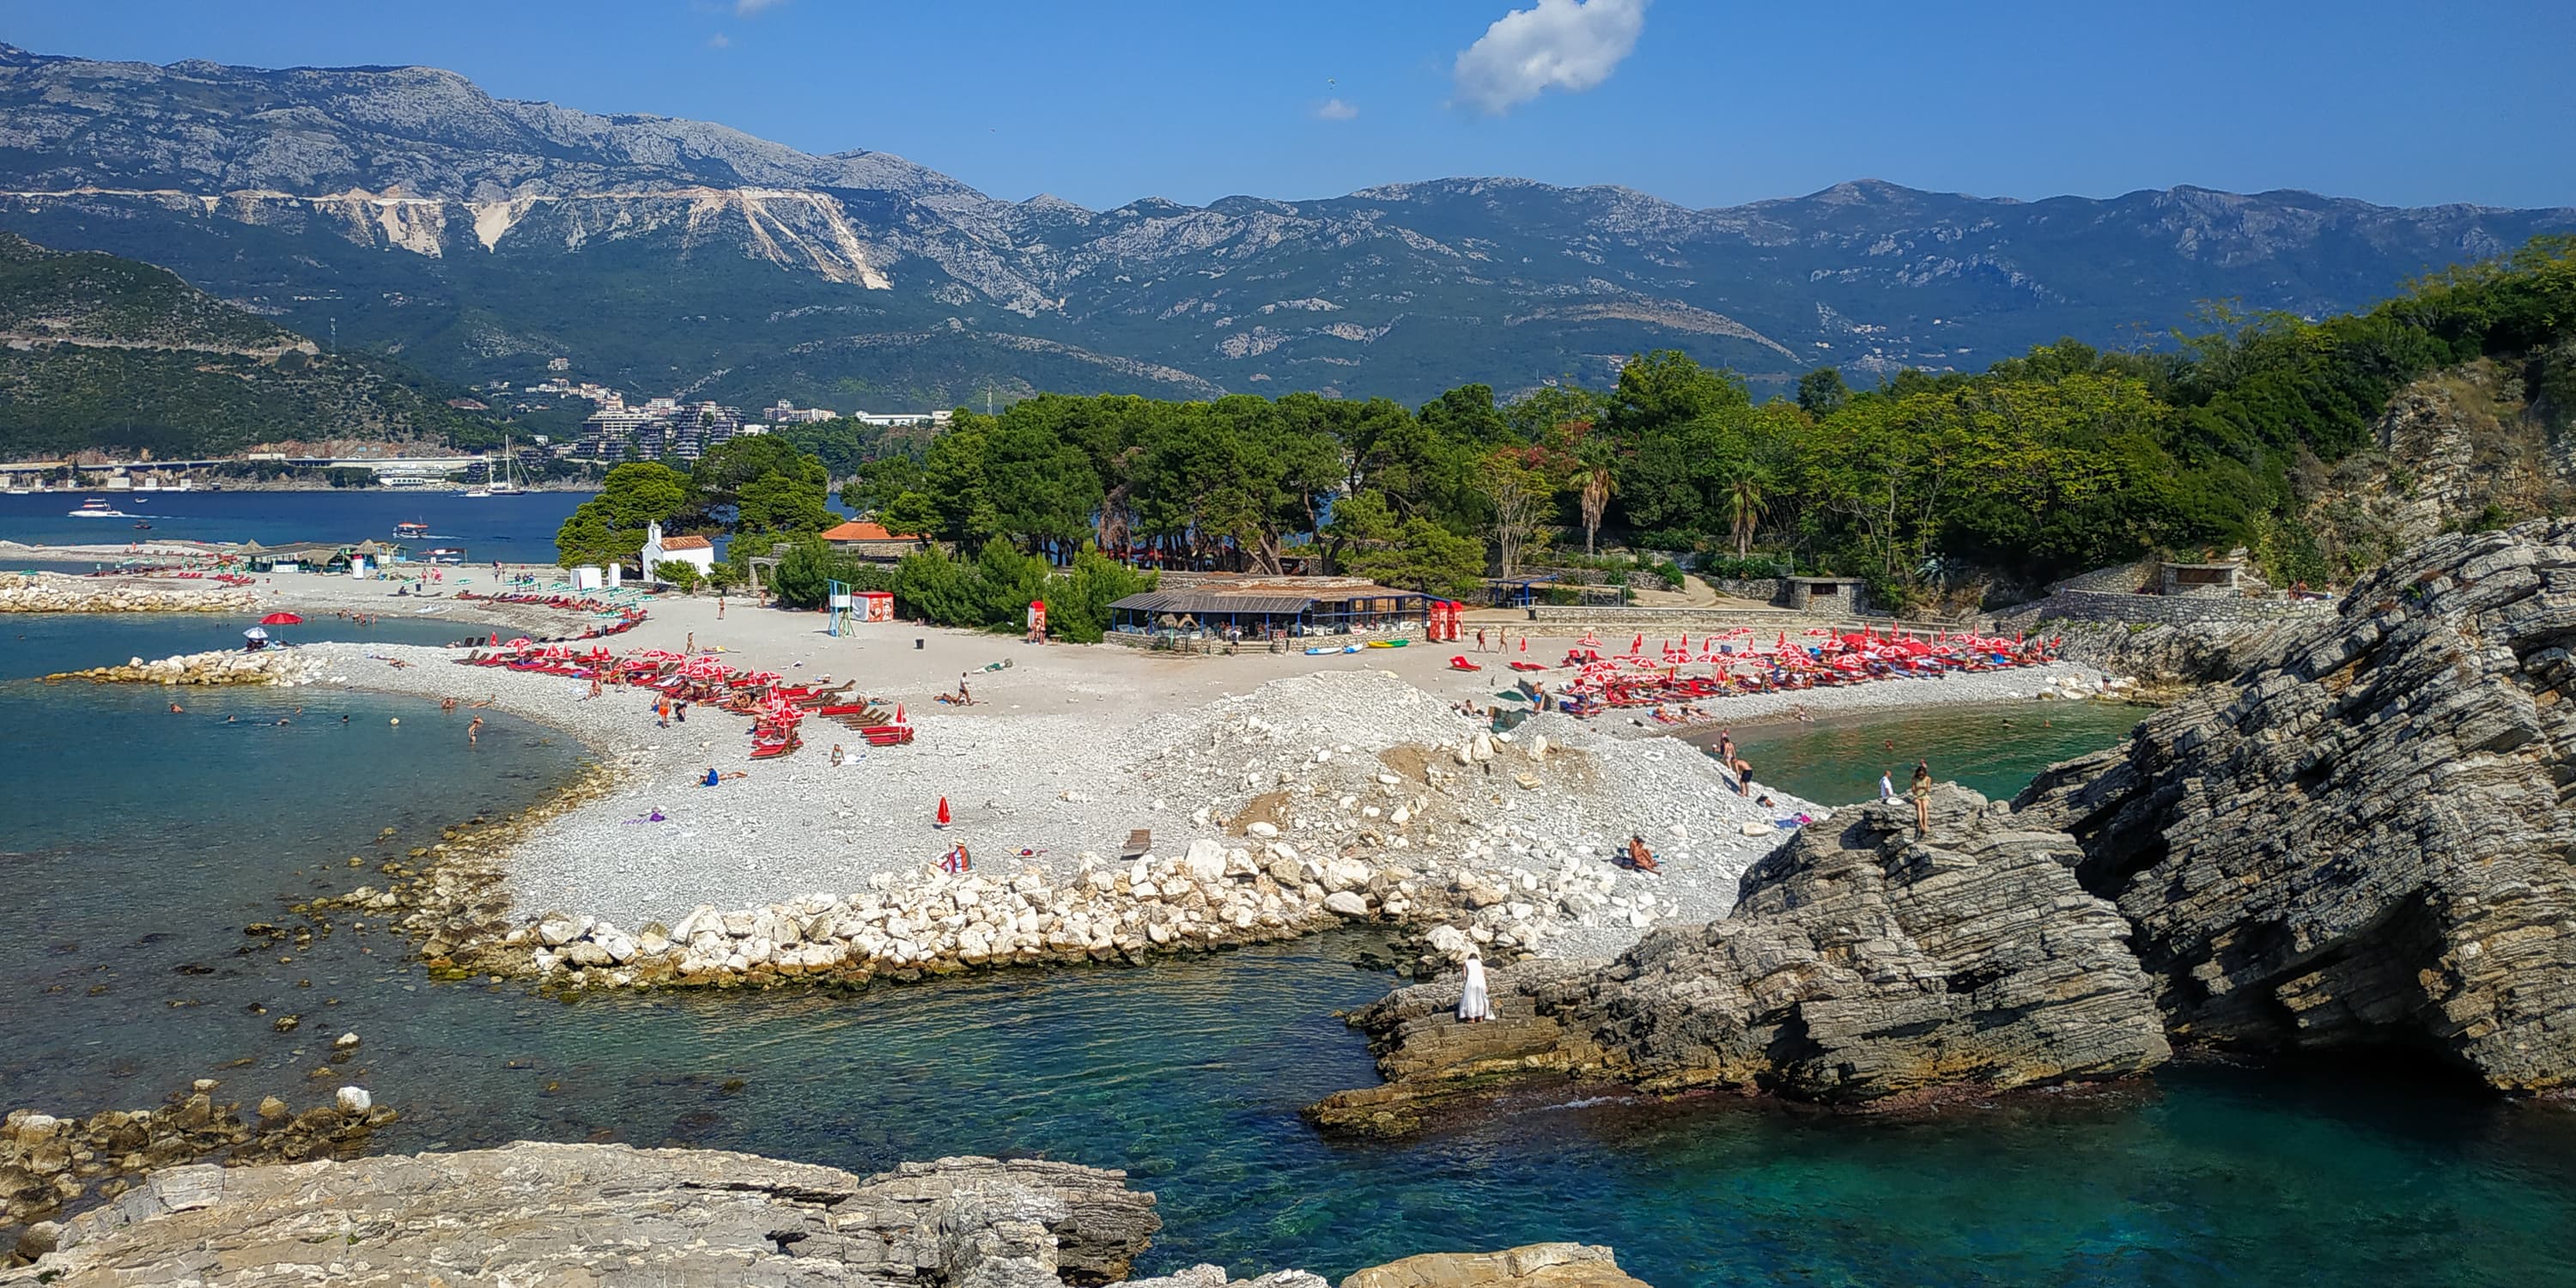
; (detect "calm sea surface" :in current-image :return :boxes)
[1706,701,2149,805]
[5,615,2573,1285]
[0,489,587,559]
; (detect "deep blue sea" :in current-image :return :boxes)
[6,613,2574,1285]
[0,489,588,560]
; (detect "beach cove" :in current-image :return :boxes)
[4,590,2576,1278]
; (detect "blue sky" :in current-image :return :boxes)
[5,0,2571,211]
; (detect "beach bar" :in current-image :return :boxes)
[1109,577,1436,637]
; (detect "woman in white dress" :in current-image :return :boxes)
[1456,951,1497,1023]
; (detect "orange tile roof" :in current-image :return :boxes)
[821,520,920,542]
[659,535,714,550]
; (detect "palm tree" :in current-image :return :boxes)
[1577,465,1617,556]
[1723,468,1768,558]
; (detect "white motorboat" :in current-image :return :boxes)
[68,498,131,518]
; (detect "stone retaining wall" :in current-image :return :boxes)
[1999,589,2335,629]
[1707,577,1786,604]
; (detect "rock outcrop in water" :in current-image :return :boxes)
[2015,520,2576,1090]
[3,1142,1653,1287]
[2,1083,392,1259]
[46,648,324,686]
[1340,1244,1650,1288]
[1309,787,2167,1133]
[3,1145,1163,1285]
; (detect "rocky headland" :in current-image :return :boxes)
[0,1140,1654,1288]
[1316,519,2576,1129]
[2016,519,2576,1089]
[1309,787,2167,1133]
[2,1082,392,1259]
[0,571,253,613]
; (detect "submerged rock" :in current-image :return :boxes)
[1340,1243,1651,1288]
[2016,519,2576,1091]
[1309,787,2166,1133]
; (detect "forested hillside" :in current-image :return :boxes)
[0,233,497,459]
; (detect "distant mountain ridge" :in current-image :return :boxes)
[3,40,2571,409]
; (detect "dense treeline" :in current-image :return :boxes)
[569,237,2575,617]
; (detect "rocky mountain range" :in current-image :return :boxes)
[4,41,2573,409]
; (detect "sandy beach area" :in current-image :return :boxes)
[25,553,2117,968]
[282,580,2111,963]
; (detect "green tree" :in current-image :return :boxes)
[690,434,809,525]
[732,453,833,536]
[554,462,690,568]
[840,453,925,513]
[881,490,941,538]
[1324,490,1486,594]
[1720,465,1771,557]
[1795,367,1850,416]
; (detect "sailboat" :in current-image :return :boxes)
[487,436,524,495]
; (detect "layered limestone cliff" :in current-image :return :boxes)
[1309,787,2168,1133]
[2016,520,2576,1089]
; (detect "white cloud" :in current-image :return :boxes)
[1314,97,1359,121]
[1452,0,1648,115]
[706,32,732,48]
[733,0,786,15]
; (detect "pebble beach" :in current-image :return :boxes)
[27,560,2125,981]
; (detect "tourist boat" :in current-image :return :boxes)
[393,521,432,540]
[68,499,131,518]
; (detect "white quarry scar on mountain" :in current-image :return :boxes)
[2,185,893,289]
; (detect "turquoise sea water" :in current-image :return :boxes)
[1702,700,2149,805]
[6,616,2575,1285]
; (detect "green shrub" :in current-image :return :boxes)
[1698,554,1792,580]
[652,560,702,592]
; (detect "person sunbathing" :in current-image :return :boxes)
[1620,835,1662,874]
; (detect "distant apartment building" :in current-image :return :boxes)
[764,399,841,424]
[853,409,954,428]
[577,399,745,465]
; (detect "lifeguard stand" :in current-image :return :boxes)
[827,579,854,636]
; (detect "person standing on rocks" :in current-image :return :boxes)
[1880,769,1896,802]
[1911,760,1933,836]
[1456,951,1496,1023]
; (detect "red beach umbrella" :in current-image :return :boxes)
[936,796,952,828]
[259,611,303,625]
